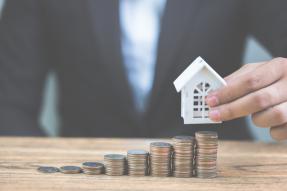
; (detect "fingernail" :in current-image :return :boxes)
[206,95,219,107]
[209,109,221,122]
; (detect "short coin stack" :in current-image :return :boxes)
[195,131,218,178]
[82,162,104,175]
[104,154,126,176]
[127,150,149,176]
[150,142,172,177]
[59,166,82,174]
[172,136,195,178]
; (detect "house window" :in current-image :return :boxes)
[193,82,212,118]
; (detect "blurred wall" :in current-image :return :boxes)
[0,1,274,141]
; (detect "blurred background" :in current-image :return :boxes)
[0,0,273,141]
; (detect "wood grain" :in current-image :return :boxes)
[0,137,287,191]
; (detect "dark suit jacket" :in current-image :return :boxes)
[0,0,286,139]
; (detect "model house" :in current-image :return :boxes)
[173,56,227,124]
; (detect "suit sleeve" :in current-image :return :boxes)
[0,0,49,136]
[245,0,287,57]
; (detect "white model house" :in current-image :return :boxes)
[173,56,226,124]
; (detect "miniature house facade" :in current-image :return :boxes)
[174,57,227,124]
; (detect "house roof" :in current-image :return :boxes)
[173,56,227,92]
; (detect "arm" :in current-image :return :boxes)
[206,0,287,140]
[0,0,49,136]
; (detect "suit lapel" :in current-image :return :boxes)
[85,0,202,123]
[147,0,202,114]
[85,0,138,121]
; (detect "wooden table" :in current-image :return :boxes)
[0,137,287,191]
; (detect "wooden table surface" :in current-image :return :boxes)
[0,137,287,191]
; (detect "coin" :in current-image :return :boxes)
[128,149,148,155]
[82,162,104,175]
[195,131,218,179]
[150,142,172,148]
[104,154,126,176]
[82,162,104,168]
[37,166,59,173]
[60,166,82,174]
[104,154,126,160]
[196,133,218,138]
[172,135,194,142]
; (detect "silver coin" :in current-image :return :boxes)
[37,166,59,173]
[82,162,104,169]
[173,136,194,142]
[104,154,126,160]
[127,149,148,155]
[150,142,172,148]
[195,131,218,138]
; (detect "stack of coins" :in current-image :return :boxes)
[172,136,195,178]
[104,154,126,176]
[127,150,149,176]
[195,131,218,178]
[82,162,104,175]
[150,142,173,177]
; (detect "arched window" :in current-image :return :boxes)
[193,82,212,118]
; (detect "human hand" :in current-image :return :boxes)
[205,58,287,141]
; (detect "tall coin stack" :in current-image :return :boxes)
[150,142,172,177]
[172,136,195,178]
[195,131,218,178]
[104,154,126,176]
[127,150,149,176]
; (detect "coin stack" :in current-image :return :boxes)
[104,154,126,176]
[127,150,149,176]
[195,131,218,178]
[172,136,195,178]
[59,166,82,174]
[82,162,104,175]
[150,142,173,177]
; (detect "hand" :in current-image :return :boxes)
[205,57,287,141]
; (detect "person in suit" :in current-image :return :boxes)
[0,0,286,140]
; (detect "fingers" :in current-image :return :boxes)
[208,80,287,122]
[206,58,286,107]
[252,102,287,127]
[270,124,287,141]
[208,58,287,141]
[224,62,263,82]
